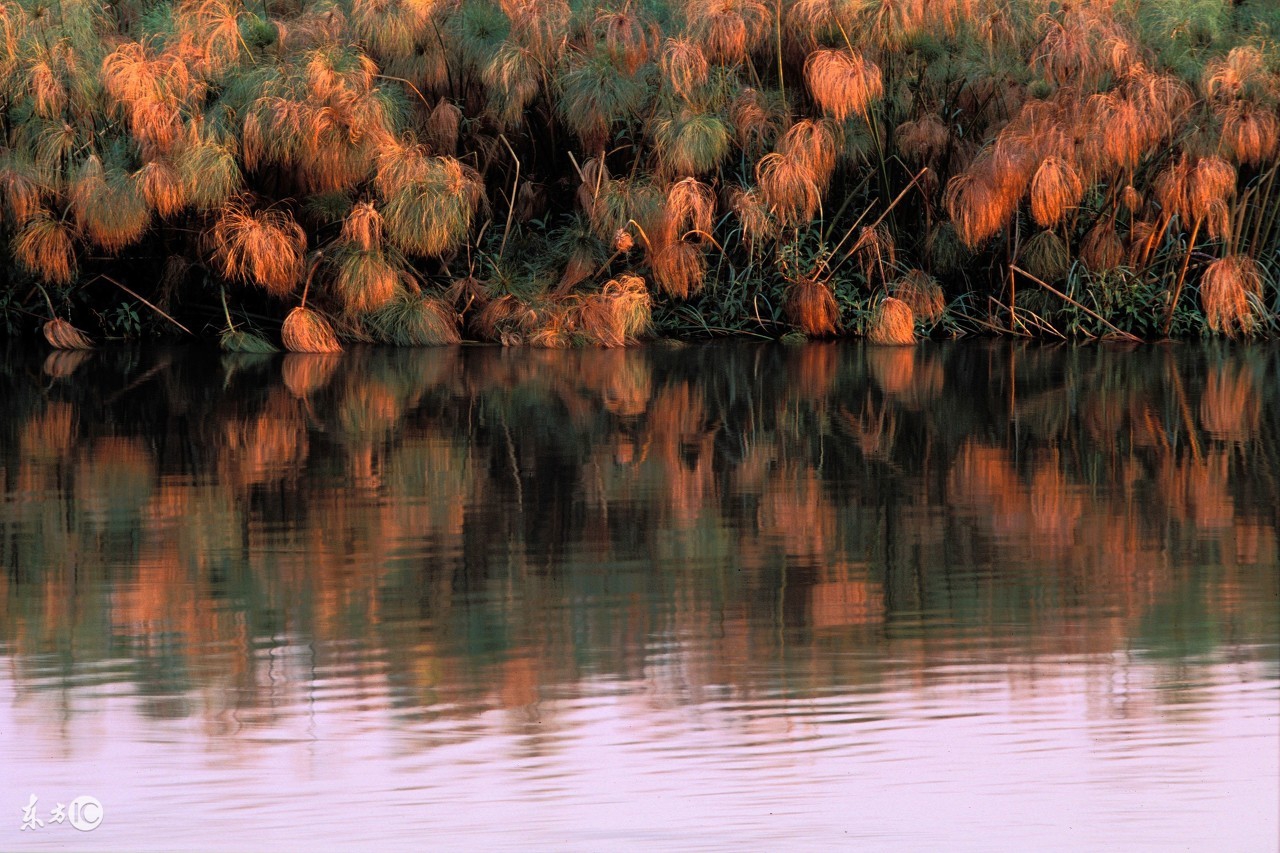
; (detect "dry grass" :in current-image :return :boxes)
[666,177,715,239]
[342,201,385,251]
[70,157,152,253]
[685,0,768,64]
[135,159,187,218]
[778,118,838,187]
[282,306,342,352]
[590,7,653,74]
[574,273,652,347]
[43,318,93,350]
[891,269,945,323]
[14,212,77,284]
[1081,222,1124,271]
[1200,255,1264,338]
[1030,155,1083,227]
[804,49,883,122]
[1154,154,1194,223]
[784,278,838,336]
[651,240,706,298]
[730,86,785,153]
[1221,102,1279,166]
[210,198,307,295]
[866,297,916,345]
[661,37,709,100]
[1189,156,1236,222]
[943,165,1012,249]
[757,153,821,225]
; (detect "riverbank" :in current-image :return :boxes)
[0,0,1277,348]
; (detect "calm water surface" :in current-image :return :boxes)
[1,342,1277,851]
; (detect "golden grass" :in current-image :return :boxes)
[784,278,838,336]
[70,157,152,253]
[573,273,652,347]
[341,201,385,252]
[1121,185,1144,214]
[557,245,597,294]
[14,212,77,284]
[944,165,1011,249]
[0,164,40,225]
[472,294,535,345]
[685,0,768,64]
[778,118,838,187]
[851,223,896,283]
[1200,255,1264,338]
[1203,46,1268,103]
[135,158,187,218]
[1153,154,1193,223]
[592,7,653,74]
[866,297,916,345]
[1030,155,1083,227]
[804,49,883,122]
[1189,156,1236,222]
[210,198,306,295]
[282,306,342,352]
[666,177,715,239]
[757,152,820,226]
[730,86,784,153]
[661,37,709,100]
[890,269,945,323]
[43,317,93,350]
[651,240,706,298]
[1221,102,1279,166]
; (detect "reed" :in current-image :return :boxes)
[891,270,945,324]
[1200,255,1264,338]
[209,199,307,296]
[1030,156,1084,228]
[43,318,94,350]
[282,307,342,353]
[365,293,462,346]
[803,49,882,123]
[866,297,916,345]
[784,278,838,337]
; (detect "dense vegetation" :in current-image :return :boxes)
[0,0,1277,349]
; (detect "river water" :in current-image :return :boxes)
[1,342,1277,851]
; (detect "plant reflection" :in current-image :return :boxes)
[1,343,1276,729]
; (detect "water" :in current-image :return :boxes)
[1,342,1277,851]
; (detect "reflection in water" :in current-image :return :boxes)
[1,342,1277,850]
